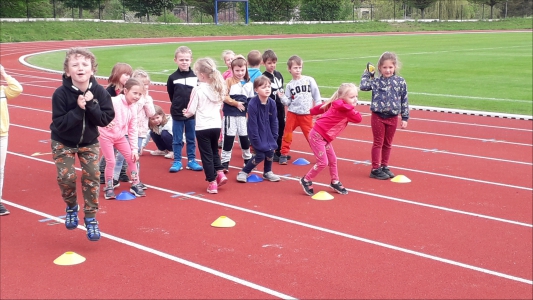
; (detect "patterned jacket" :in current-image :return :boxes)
[360,71,409,121]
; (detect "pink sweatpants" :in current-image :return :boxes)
[99,135,138,184]
[303,128,339,183]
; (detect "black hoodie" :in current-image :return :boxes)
[166,67,197,121]
[50,75,115,148]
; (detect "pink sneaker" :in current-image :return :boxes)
[207,181,218,194]
[216,172,228,187]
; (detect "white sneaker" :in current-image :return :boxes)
[263,171,280,182]
[236,171,248,183]
[164,152,174,159]
[151,150,167,156]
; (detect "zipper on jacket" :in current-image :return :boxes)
[75,82,92,146]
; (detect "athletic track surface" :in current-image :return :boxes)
[0,31,532,299]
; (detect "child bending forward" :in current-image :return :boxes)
[299,83,362,196]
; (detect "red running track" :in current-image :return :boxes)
[0,33,532,299]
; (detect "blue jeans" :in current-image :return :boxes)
[172,118,196,162]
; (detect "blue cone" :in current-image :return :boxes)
[293,158,310,165]
[247,174,263,183]
[116,191,136,201]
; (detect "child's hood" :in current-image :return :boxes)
[62,74,98,95]
[197,82,221,103]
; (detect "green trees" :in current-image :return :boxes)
[468,0,507,19]
[245,0,299,22]
[123,0,176,21]
[299,0,352,21]
[406,0,438,18]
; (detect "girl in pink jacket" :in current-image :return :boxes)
[99,78,146,199]
[299,83,362,196]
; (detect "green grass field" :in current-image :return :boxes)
[28,31,532,115]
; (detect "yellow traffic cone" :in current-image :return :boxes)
[211,216,236,228]
[53,251,86,266]
[391,175,411,183]
[311,191,334,201]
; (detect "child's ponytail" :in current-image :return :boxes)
[194,58,227,102]
[321,83,358,110]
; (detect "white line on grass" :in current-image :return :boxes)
[4,152,532,286]
[1,200,297,300]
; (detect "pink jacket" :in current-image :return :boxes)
[99,94,138,152]
[310,99,362,143]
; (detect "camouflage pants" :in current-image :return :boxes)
[51,140,100,218]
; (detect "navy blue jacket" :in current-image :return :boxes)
[246,95,278,152]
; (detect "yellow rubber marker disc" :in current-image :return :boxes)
[391,175,411,183]
[53,251,86,266]
[311,191,334,201]
[211,216,236,228]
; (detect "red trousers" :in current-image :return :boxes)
[281,111,313,156]
[371,113,398,169]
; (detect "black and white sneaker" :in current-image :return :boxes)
[380,166,395,178]
[299,177,314,196]
[0,203,10,216]
[130,184,146,197]
[370,168,389,180]
[330,181,348,195]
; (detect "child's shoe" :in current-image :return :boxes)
[84,217,101,241]
[278,155,288,165]
[186,160,203,171]
[104,180,116,200]
[222,162,229,173]
[65,204,79,230]
[236,171,248,183]
[169,161,183,173]
[0,203,10,216]
[216,171,228,187]
[130,183,146,197]
[380,166,395,178]
[164,152,174,159]
[139,182,148,190]
[263,171,281,182]
[300,178,314,196]
[207,181,218,194]
[330,181,348,195]
[151,149,167,156]
[370,168,389,180]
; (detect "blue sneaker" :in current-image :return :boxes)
[65,205,79,230]
[169,161,183,173]
[84,217,101,241]
[186,160,203,171]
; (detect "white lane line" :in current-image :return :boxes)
[350,124,532,147]
[1,200,296,300]
[405,117,533,132]
[4,153,532,286]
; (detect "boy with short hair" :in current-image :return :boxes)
[247,50,262,83]
[278,55,322,165]
[261,49,287,162]
[50,47,115,241]
[166,46,203,173]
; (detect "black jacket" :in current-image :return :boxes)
[167,68,197,121]
[50,75,115,148]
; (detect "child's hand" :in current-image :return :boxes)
[77,95,86,110]
[236,102,245,112]
[400,121,408,129]
[84,91,94,102]
[132,152,139,163]
[366,62,375,77]
[106,121,115,129]
[182,108,193,118]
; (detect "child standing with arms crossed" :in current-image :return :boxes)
[183,58,227,194]
[236,76,281,183]
[261,49,285,162]
[299,83,362,196]
[167,46,203,173]
[100,62,132,184]
[221,56,254,173]
[100,78,146,199]
[0,64,23,216]
[112,69,155,190]
[278,55,322,165]
[50,48,115,241]
[360,52,409,180]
